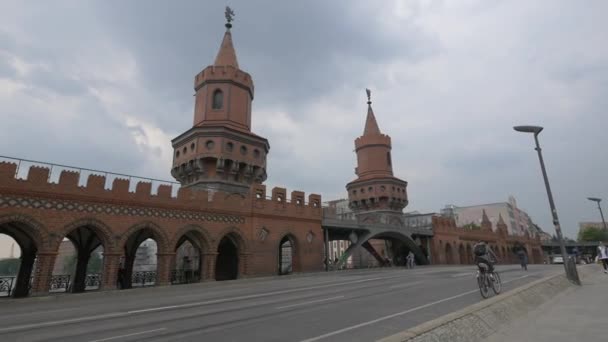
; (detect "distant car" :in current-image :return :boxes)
[552,256,564,264]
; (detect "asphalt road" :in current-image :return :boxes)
[0,264,562,342]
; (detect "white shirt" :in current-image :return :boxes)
[598,246,608,260]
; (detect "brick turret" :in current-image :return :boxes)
[346,89,408,222]
[481,209,492,232]
[171,13,269,194]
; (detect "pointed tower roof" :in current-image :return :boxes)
[497,213,506,225]
[363,88,381,135]
[481,209,490,224]
[214,8,239,68]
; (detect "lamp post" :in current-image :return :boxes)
[587,197,607,231]
[514,125,580,284]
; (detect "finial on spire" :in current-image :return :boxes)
[366,88,371,105]
[225,6,235,29]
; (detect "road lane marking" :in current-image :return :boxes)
[298,274,530,342]
[0,274,402,333]
[87,328,167,342]
[276,296,345,309]
[451,272,474,278]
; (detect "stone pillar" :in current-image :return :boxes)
[13,251,36,298]
[100,253,121,291]
[72,252,91,293]
[238,253,251,278]
[156,253,175,286]
[203,252,217,280]
[30,252,57,296]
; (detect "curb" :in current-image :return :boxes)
[377,265,596,342]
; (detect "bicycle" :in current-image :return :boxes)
[476,265,502,298]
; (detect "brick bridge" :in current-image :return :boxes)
[0,158,324,298]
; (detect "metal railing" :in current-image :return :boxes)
[131,271,157,287]
[0,276,15,297]
[0,155,180,194]
[85,273,102,290]
[49,275,71,293]
[171,269,200,284]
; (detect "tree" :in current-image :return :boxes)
[463,223,481,230]
[62,252,103,276]
[578,226,608,242]
[0,258,20,275]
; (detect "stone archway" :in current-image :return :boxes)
[215,234,240,281]
[0,215,46,298]
[173,228,210,284]
[57,221,112,293]
[445,243,454,264]
[278,235,299,275]
[458,244,466,264]
[119,224,168,289]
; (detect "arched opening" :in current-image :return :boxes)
[215,235,239,281]
[0,221,39,298]
[54,226,106,293]
[212,89,223,109]
[458,244,466,264]
[445,243,454,264]
[278,236,294,275]
[358,232,429,268]
[120,228,161,289]
[173,230,206,284]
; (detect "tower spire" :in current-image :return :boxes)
[363,88,381,136]
[214,6,239,68]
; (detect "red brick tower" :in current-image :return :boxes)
[481,209,492,232]
[171,10,269,194]
[346,89,408,223]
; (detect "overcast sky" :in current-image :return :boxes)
[1,0,607,257]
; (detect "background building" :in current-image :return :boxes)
[441,196,537,237]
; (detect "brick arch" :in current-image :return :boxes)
[277,233,301,274]
[171,224,212,252]
[119,221,171,254]
[55,217,116,252]
[212,226,248,253]
[0,213,49,251]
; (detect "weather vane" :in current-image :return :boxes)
[366,88,372,104]
[225,6,235,29]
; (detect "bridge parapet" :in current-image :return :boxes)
[0,157,322,220]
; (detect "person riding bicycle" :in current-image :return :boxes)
[473,241,497,273]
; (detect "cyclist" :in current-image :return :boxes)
[473,241,497,274]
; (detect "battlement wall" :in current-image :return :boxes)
[0,162,321,220]
[194,65,254,92]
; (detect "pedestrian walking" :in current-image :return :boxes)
[406,251,415,269]
[598,242,608,274]
[516,248,528,271]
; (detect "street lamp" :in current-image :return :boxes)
[587,197,607,231]
[514,125,580,284]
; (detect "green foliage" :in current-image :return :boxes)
[0,258,20,275]
[463,223,481,230]
[578,226,608,242]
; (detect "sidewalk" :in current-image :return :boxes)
[486,265,608,342]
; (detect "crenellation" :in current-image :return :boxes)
[291,191,305,206]
[253,184,266,199]
[271,187,286,203]
[308,194,321,208]
[134,181,152,198]
[86,174,106,192]
[58,170,79,189]
[0,162,17,180]
[156,184,173,199]
[27,166,50,185]
[111,178,130,194]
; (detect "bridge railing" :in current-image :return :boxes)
[321,207,434,236]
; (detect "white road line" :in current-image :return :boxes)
[0,274,398,333]
[276,296,345,309]
[298,274,530,342]
[87,328,167,342]
[451,272,474,278]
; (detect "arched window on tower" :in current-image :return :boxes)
[387,152,392,166]
[212,89,223,109]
